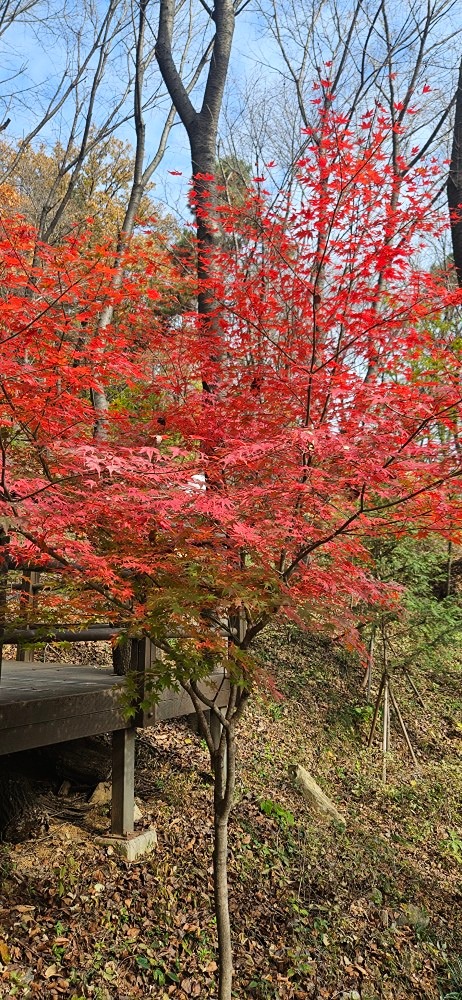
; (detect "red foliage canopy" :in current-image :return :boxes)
[1,108,462,675]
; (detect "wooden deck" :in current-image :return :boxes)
[0,661,126,755]
[0,641,229,838]
[0,651,230,839]
[0,659,230,755]
[0,566,232,844]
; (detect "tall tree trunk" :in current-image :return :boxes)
[156,0,235,325]
[448,57,462,287]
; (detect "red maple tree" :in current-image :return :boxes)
[1,106,462,999]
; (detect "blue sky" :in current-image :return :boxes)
[0,2,270,217]
[1,0,459,222]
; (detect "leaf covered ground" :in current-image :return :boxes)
[0,626,461,1000]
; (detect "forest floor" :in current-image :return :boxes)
[0,626,461,1000]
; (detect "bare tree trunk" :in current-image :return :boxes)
[156,0,235,328]
[448,57,462,287]
[112,637,132,675]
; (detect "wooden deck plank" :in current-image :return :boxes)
[0,659,231,756]
[0,661,120,703]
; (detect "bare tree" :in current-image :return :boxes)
[156,0,239,326]
[226,0,461,191]
[0,2,132,199]
[91,0,214,435]
[0,1,179,242]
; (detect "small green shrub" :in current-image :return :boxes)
[258,798,294,828]
[441,956,462,999]
[441,831,462,864]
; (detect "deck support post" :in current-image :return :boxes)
[111,727,136,837]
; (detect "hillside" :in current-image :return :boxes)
[0,627,461,1000]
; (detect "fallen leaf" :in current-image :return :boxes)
[0,939,10,964]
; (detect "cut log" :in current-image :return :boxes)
[289,764,346,826]
[35,735,111,785]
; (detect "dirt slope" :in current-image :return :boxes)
[0,626,461,999]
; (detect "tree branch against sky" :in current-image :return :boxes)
[222,0,461,195]
[0,0,213,237]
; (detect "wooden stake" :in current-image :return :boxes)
[361,625,375,698]
[367,626,375,701]
[403,668,426,709]
[382,677,389,783]
[367,671,385,748]
[388,681,419,768]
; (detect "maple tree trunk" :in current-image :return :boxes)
[213,813,233,1000]
[184,682,247,1000]
[211,727,235,1000]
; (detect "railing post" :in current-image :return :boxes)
[0,527,9,679]
[16,571,41,662]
